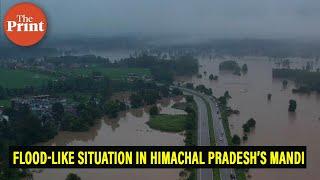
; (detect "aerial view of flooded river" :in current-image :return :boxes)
[33,98,185,180]
[179,56,320,180]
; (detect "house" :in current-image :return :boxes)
[0,109,9,122]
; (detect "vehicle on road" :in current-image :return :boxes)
[219,137,223,141]
[230,173,236,180]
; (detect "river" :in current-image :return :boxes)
[33,98,186,180]
[177,56,320,180]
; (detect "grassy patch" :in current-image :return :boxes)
[63,67,151,80]
[220,109,233,145]
[0,69,54,89]
[219,103,247,180]
[236,169,247,180]
[203,98,220,180]
[204,100,216,146]
[0,99,11,108]
[147,114,188,132]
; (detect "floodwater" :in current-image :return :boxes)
[178,56,320,180]
[33,98,186,180]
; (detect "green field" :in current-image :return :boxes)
[0,99,10,108]
[147,114,188,132]
[0,69,54,89]
[63,67,151,80]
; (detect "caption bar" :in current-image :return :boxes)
[9,146,306,168]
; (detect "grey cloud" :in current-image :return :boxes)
[1,0,320,38]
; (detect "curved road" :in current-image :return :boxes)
[178,87,237,180]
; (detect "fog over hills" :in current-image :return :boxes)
[1,0,320,40]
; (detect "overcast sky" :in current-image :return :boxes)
[2,0,320,39]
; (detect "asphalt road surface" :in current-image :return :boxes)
[178,86,237,180]
[192,94,213,180]
[206,95,236,180]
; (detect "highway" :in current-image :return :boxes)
[178,86,236,180]
[192,94,213,180]
[206,95,236,180]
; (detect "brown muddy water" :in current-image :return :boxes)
[33,98,186,180]
[177,56,320,180]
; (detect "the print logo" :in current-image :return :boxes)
[3,2,47,46]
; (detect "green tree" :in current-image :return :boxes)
[224,91,231,99]
[0,86,7,99]
[242,123,250,133]
[105,100,120,118]
[242,134,248,141]
[232,135,241,145]
[282,80,288,88]
[149,106,159,116]
[209,74,214,80]
[247,118,256,128]
[52,102,64,121]
[130,93,143,108]
[172,88,183,96]
[242,64,248,73]
[218,96,227,107]
[185,95,194,103]
[289,99,297,112]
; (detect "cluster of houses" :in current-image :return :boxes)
[11,95,76,120]
[127,73,152,82]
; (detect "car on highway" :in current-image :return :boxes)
[219,137,223,141]
[230,173,236,180]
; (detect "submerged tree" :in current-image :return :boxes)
[209,74,218,80]
[288,99,297,112]
[224,91,231,99]
[209,74,214,80]
[232,135,241,145]
[242,134,248,141]
[66,173,81,180]
[242,64,248,73]
[282,80,288,88]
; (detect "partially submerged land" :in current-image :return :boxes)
[0,54,198,179]
[272,68,320,93]
[2,38,320,180]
